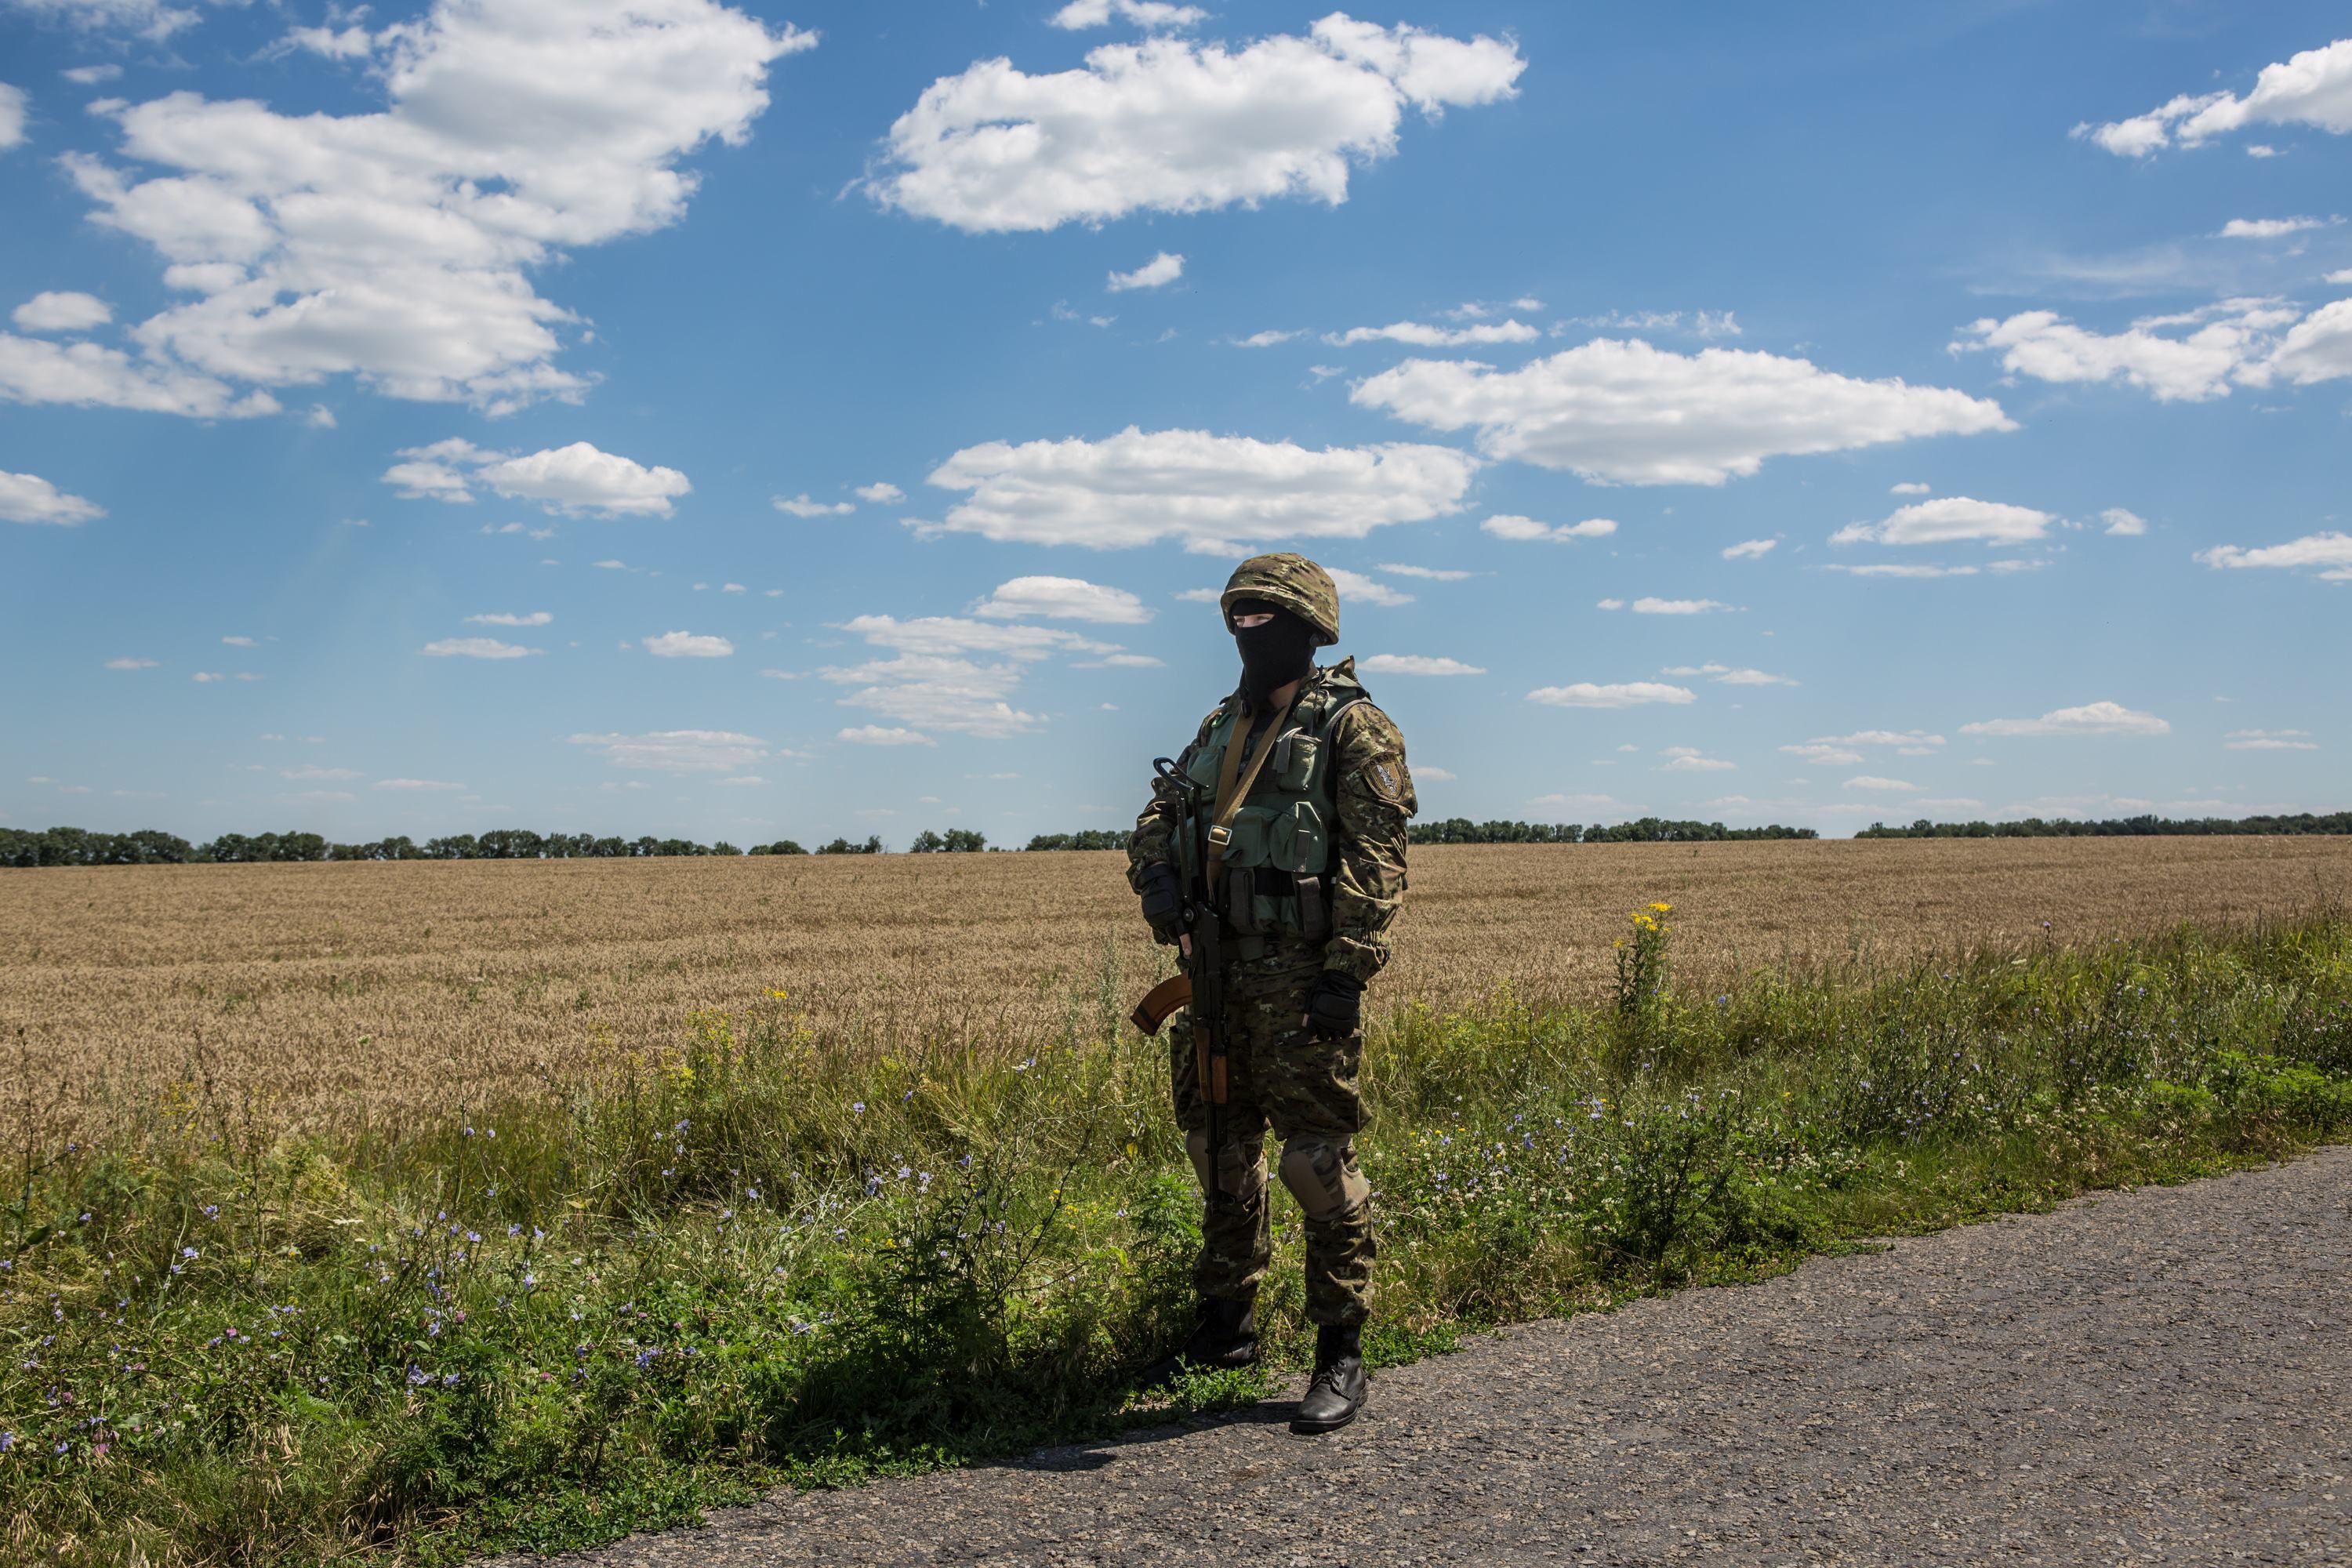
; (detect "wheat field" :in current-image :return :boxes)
[3,837,2346,1140]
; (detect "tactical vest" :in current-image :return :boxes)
[1177,668,1370,943]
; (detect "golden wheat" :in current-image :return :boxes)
[2,837,2345,1141]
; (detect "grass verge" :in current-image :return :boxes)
[5,909,2350,1565]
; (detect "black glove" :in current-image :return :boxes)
[1305,971,1365,1038]
[1136,862,1187,944]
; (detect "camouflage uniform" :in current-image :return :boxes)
[1129,560,1415,1327]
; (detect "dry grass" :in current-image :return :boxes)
[3,837,2347,1141]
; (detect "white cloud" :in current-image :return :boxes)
[1720,538,1777,560]
[1480,513,1616,543]
[1951,299,2299,402]
[838,725,935,747]
[1359,654,1484,676]
[1843,775,1920,792]
[715,774,764,786]
[1632,597,1728,615]
[47,0,815,414]
[971,575,1152,623]
[62,64,122,85]
[1960,701,2170,738]
[1554,308,1741,339]
[643,630,733,659]
[1661,746,1735,772]
[1377,562,1471,581]
[1050,0,1207,29]
[2100,507,2149,536]
[14,1,200,41]
[466,611,552,627]
[1832,496,2053,548]
[775,492,854,517]
[841,615,1117,661]
[220,634,256,647]
[1107,251,1185,292]
[0,332,278,417]
[2077,40,2352,156]
[0,468,105,525]
[1355,339,2011,485]
[280,764,360,782]
[388,439,691,516]
[854,481,905,504]
[1595,597,1624,610]
[0,82,23,152]
[1664,662,1795,687]
[375,778,466,790]
[1323,564,1413,608]
[1780,743,1864,766]
[103,656,158,670]
[2198,529,2352,580]
[2226,729,2318,751]
[918,426,1476,551]
[1890,481,1930,495]
[1416,765,1456,782]
[1325,318,1540,348]
[722,583,745,594]
[13,292,112,332]
[2262,299,2352,386]
[570,729,768,772]
[866,14,1525,232]
[1824,563,1980,579]
[422,636,538,659]
[2218,215,2339,239]
[1235,329,1304,348]
[2328,268,2352,285]
[1526,681,1696,709]
[823,654,1039,738]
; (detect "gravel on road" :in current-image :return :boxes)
[522,1147,2352,1566]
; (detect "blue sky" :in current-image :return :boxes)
[2,0,2347,846]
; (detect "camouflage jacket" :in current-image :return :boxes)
[1129,659,1415,982]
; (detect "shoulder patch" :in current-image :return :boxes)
[1363,750,1411,806]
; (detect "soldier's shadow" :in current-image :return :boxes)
[992,1389,1310,1475]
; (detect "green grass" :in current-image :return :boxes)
[5,912,2351,1565]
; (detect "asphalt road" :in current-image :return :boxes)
[528,1146,2351,1566]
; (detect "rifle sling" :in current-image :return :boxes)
[1203,697,1295,888]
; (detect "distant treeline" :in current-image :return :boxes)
[0,827,902,867]
[1857,812,2352,839]
[1410,817,1819,844]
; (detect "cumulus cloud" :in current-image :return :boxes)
[387,439,690,516]
[13,292,112,332]
[1354,339,2011,485]
[2197,530,2352,580]
[1959,701,2170,738]
[1526,681,1696,709]
[0,468,105,525]
[570,729,768,772]
[971,575,1152,623]
[1832,496,2054,548]
[103,656,158,670]
[854,481,904,504]
[865,14,1524,233]
[2218,215,2339,238]
[1051,0,1206,27]
[1324,318,1540,348]
[2102,507,2148,536]
[14,0,201,40]
[1359,654,1484,676]
[1780,743,1864,766]
[1107,251,1184,292]
[38,0,811,416]
[1234,328,1303,347]
[0,332,279,417]
[1660,746,1735,772]
[1630,597,1728,615]
[1823,563,1980,579]
[775,492,854,517]
[2075,38,2352,157]
[466,610,552,626]
[1664,662,1795,687]
[1843,775,1921,792]
[1953,297,2352,401]
[1325,564,1413,608]
[840,615,1118,661]
[838,725,935,746]
[822,652,1039,737]
[917,426,1476,551]
[375,777,466,790]
[0,83,26,153]
[1721,538,1777,560]
[643,630,733,659]
[422,636,538,659]
[1481,514,1616,543]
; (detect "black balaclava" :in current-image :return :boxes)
[1230,597,1318,708]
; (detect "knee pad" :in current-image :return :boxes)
[1187,1128,1267,1204]
[1278,1137,1370,1221]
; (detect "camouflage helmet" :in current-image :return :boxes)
[1219,552,1340,647]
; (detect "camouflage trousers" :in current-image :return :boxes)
[1170,938,1374,1327]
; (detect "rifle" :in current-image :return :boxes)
[1129,756,1236,1208]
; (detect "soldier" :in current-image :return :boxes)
[1129,552,1416,1435]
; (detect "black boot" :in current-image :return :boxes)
[1140,1296,1258,1387]
[1290,1324,1367,1434]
